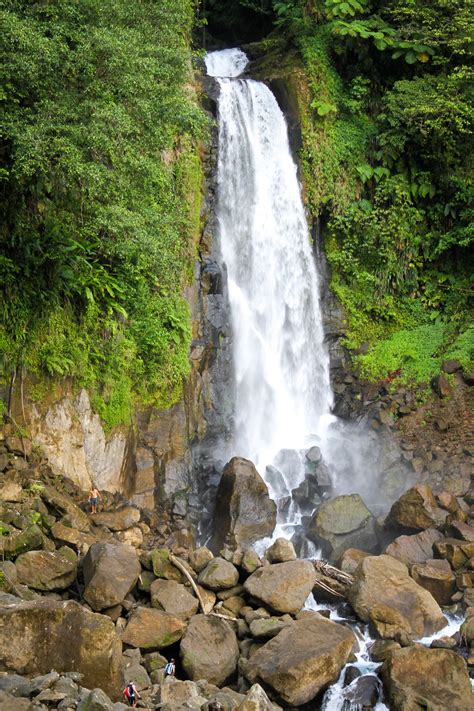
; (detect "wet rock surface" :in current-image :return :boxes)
[180,614,240,686]
[308,493,378,561]
[242,615,355,706]
[349,555,446,641]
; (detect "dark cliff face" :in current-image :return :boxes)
[132,81,235,540]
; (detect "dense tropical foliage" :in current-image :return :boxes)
[0,0,472,427]
[0,0,206,425]
[205,0,473,382]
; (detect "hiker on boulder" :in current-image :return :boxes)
[164,658,176,678]
[88,484,101,514]
[123,680,140,707]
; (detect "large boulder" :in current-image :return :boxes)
[236,684,277,711]
[121,607,186,649]
[411,559,456,606]
[198,558,239,591]
[265,538,296,564]
[433,538,474,569]
[0,599,122,699]
[380,645,473,710]
[307,494,378,561]
[244,560,316,614]
[41,484,91,532]
[15,547,77,591]
[242,615,355,706]
[388,485,446,531]
[180,614,239,686]
[212,457,276,550]
[91,507,140,531]
[0,691,33,710]
[150,579,199,620]
[348,555,446,642]
[0,524,43,557]
[385,528,444,567]
[50,521,112,550]
[83,543,141,611]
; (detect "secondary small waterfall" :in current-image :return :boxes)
[206,48,337,536]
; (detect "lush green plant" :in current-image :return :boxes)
[0,0,207,425]
[272,0,472,383]
[355,324,446,383]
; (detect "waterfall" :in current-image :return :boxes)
[206,49,335,510]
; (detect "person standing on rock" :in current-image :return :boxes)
[123,680,140,707]
[88,484,101,514]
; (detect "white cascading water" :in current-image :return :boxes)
[205,49,335,532]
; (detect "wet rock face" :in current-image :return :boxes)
[211,457,277,551]
[180,614,240,686]
[381,646,473,711]
[242,616,355,706]
[348,555,446,642]
[243,560,316,614]
[308,494,378,562]
[0,599,122,699]
[82,542,141,611]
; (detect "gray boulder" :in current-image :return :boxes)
[388,484,447,531]
[91,507,140,532]
[83,543,141,611]
[150,579,199,620]
[348,555,446,642]
[0,599,122,699]
[212,457,276,550]
[0,691,33,710]
[15,547,77,591]
[180,614,239,686]
[308,494,378,561]
[77,688,115,711]
[121,607,186,649]
[385,528,444,567]
[242,615,355,706]
[198,558,239,591]
[265,538,296,564]
[244,560,316,614]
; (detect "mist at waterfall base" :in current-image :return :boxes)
[206,48,400,550]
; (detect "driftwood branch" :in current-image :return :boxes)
[169,553,207,614]
[313,559,353,586]
[313,578,345,599]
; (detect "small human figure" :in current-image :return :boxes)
[88,485,101,514]
[164,658,176,678]
[123,680,141,707]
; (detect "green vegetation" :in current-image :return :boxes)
[1,0,472,425]
[0,0,206,428]
[264,0,473,383]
